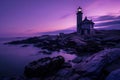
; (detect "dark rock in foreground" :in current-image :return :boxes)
[24,48,120,80]
[2,48,120,80]
[72,57,82,63]
[106,69,120,80]
[24,56,65,78]
[74,48,120,80]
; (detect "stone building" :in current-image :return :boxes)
[77,7,94,35]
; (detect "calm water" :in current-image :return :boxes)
[0,38,76,77]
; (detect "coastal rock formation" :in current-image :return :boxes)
[23,48,120,80]
[24,56,65,77]
[106,69,120,80]
[74,48,120,79]
[72,57,82,63]
[6,33,103,54]
[4,30,120,80]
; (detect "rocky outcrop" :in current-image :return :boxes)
[55,68,74,79]
[62,62,72,68]
[24,56,65,78]
[106,69,120,80]
[104,58,120,74]
[6,30,120,53]
[45,68,81,80]
[74,48,120,79]
[3,30,120,80]
[72,57,82,63]
[0,76,25,80]
[3,48,120,80]
[6,32,105,54]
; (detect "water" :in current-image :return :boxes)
[0,38,76,77]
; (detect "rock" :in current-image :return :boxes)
[45,71,80,80]
[79,77,92,80]
[54,77,66,80]
[68,74,80,80]
[21,45,29,47]
[106,69,120,80]
[52,68,75,80]
[38,49,52,54]
[74,48,120,78]
[69,36,86,46]
[72,57,82,63]
[115,43,120,48]
[64,35,86,49]
[104,58,120,73]
[0,76,25,80]
[40,35,58,41]
[56,68,73,77]
[44,76,55,80]
[82,40,103,53]
[103,36,120,42]
[62,62,72,68]
[24,56,65,77]
[64,48,77,54]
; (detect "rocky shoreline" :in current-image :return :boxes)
[2,30,120,80]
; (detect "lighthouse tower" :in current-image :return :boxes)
[77,7,83,33]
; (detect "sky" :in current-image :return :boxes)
[0,0,120,37]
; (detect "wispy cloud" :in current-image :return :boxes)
[96,19,120,26]
[59,13,73,20]
[94,14,120,29]
[94,15,120,21]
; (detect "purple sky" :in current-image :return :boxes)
[0,0,120,37]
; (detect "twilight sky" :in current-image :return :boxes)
[0,0,120,37]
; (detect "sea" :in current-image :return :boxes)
[0,37,76,77]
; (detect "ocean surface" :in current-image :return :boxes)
[0,37,76,77]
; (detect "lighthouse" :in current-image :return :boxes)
[76,7,94,35]
[77,7,83,33]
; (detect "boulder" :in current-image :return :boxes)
[0,76,25,80]
[62,62,72,68]
[104,58,120,73]
[103,36,120,42]
[64,35,86,48]
[79,77,92,80]
[74,48,120,78]
[24,56,65,77]
[56,68,74,77]
[115,43,120,48]
[106,69,120,80]
[68,74,80,80]
[38,49,52,54]
[82,40,103,53]
[53,68,80,80]
[72,57,82,63]
[69,36,86,46]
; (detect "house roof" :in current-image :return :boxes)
[82,17,94,24]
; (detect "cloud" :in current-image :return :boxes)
[95,15,120,21]
[59,13,73,20]
[95,19,120,26]
[94,15,120,29]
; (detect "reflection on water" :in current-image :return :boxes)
[0,38,76,77]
